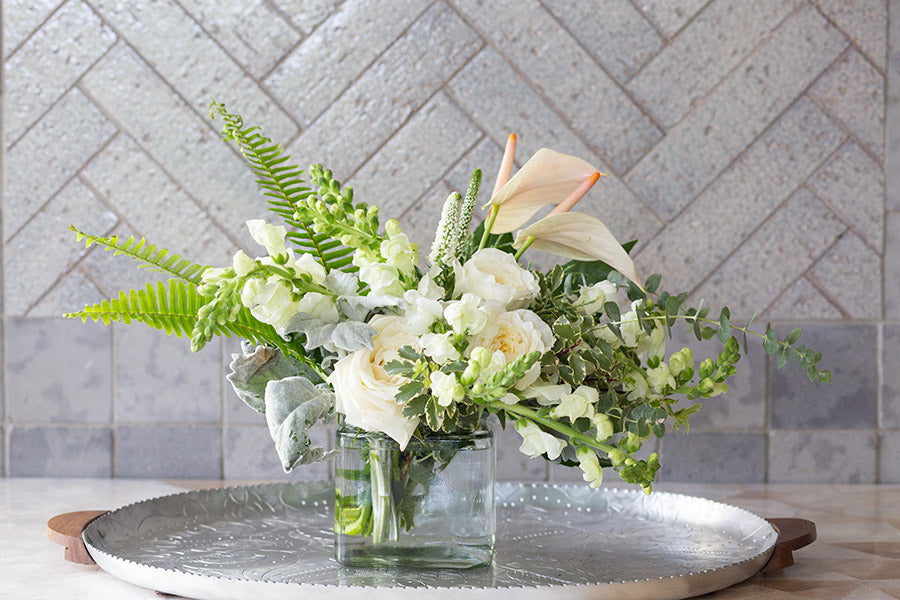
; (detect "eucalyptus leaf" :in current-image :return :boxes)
[264,376,335,471]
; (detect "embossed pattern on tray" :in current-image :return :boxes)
[83,482,777,596]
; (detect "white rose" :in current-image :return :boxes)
[232,250,257,276]
[360,262,405,297]
[475,309,554,389]
[577,280,617,315]
[550,386,598,422]
[328,315,420,448]
[295,292,339,322]
[454,248,539,309]
[247,219,288,257]
[576,447,603,489]
[430,371,464,407]
[420,332,460,364]
[444,293,497,337]
[241,276,299,334]
[515,420,565,460]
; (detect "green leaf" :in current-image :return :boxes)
[763,325,780,354]
[644,273,661,294]
[784,327,803,345]
[717,308,731,343]
[604,301,621,321]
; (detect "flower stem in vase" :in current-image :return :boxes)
[368,444,399,544]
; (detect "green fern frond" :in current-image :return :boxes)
[64,279,271,345]
[70,226,209,284]
[209,101,353,273]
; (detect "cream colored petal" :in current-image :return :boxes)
[514,212,642,288]
[487,149,598,234]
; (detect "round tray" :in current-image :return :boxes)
[82,482,777,599]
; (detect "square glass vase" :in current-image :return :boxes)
[334,424,495,569]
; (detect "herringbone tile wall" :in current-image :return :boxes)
[2,0,897,482]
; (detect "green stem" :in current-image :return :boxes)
[514,235,535,261]
[255,265,335,297]
[478,205,500,251]
[368,445,398,545]
[486,401,615,455]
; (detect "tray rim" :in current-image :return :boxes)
[82,481,778,597]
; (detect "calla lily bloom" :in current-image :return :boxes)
[487,148,601,234]
[513,212,642,288]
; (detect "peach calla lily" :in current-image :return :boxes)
[487,148,602,234]
[513,212,642,288]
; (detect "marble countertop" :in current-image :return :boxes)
[2,478,898,599]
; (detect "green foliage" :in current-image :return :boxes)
[210,101,377,272]
[70,227,208,284]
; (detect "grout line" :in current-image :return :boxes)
[800,234,855,319]
[1,0,6,476]
[810,0,888,76]
[342,41,486,186]
[622,0,670,42]
[3,0,69,61]
[5,40,118,153]
[536,0,667,134]
[685,139,850,300]
[876,323,884,482]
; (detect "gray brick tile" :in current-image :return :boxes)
[660,432,766,483]
[636,97,843,292]
[883,324,900,428]
[451,0,661,173]
[446,48,662,247]
[90,0,297,143]
[225,425,331,480]
[880,431,900,483]
[636,0,708,37]
[269,0,342,34]
[494,422,548,481]
[350,92,481,217]
[117,425,222,478]
[766,277,843,320]
[288,2,481,180]
[770,323,877,429]
[808,142,884,250]
[693,189,846,320]
[769,430,876,483]
[6,317,112,423]
[628,0,802,128]
[543,0,663,82]
[667,328,766,430]
[3,0,116,146]
[443,136,504,197]
[177,0,300,78]
[889,10,900,211]
[82,45,266,252]
[810,49,885,159]
[81,135,236,266]
[886,213,900,320]
[627,5,847,219]
[9,426,112,477]
[808,232,882,319]
[266,0,431,127]
[816,0,887,70]
[5,179,117,315]
[115,326,221,424]
[3,89,116,240]
[2,0,61,58]
[27,268,105,318]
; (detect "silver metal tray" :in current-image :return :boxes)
[82,482,777,599]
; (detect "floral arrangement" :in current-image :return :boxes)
[67,103,829,501]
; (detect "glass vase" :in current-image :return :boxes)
[334,424,495,569]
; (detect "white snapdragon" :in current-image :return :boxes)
[247,219,288,258]
[420,332,460,364]
[577,280,617,315]
[550,386,598,422]
[232,250,256,276]
[525,383,571,406]
[402,276,445,335]
[241,276,300,334]
[515,420,565,460]
[592,413,614,441]
[454,248,539,309]
[380,219,418,277]
[636,326,666,361]
[360,262,405,297]
[430,371,465,407]
[444,293,496,337]
[576,447,603,489]
[623,369,652,401]
[295,292,340,323]
[646,362,676,393]
[291,253,327,285]
[669,347,695,378]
